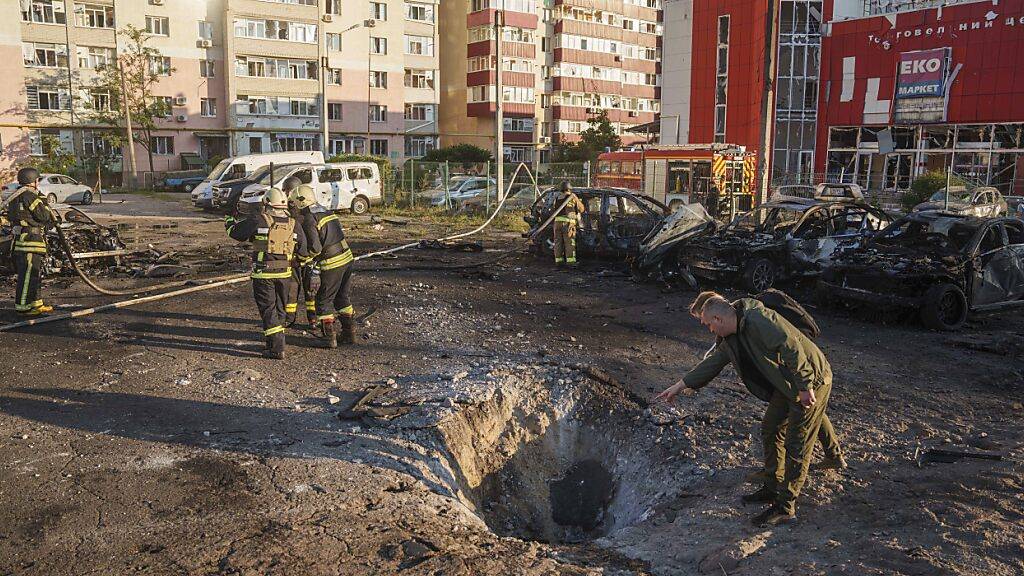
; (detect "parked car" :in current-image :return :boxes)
[2,174,94,205]
[632,202,718,289]
[678,189,892,292]
[210,165,281,214]
[912,186,1007,217]
[237,162,381,215]
[425,177,497,209]
[192,151,325,209]
[163,174,206,193]
[525,187,670,260]
[820,213,1024,330]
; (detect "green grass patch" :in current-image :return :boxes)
[375,205,531,233]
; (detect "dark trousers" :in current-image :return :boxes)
[315,263,353,319]
[14,252,44,312]
[252,277,289,337]
[763,380,833,514]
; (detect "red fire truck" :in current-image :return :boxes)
[595,144,757,217]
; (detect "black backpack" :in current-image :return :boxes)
[754,288,821,339]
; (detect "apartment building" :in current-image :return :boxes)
[438,0,662,164]
[0,0,439,174]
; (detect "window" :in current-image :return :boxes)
[369,138,388,156]
[370,70,387,88]
[331,137,365,156]
[90,90,111,111]
[238,95,318,116]
[233,19,318,43]
[503,118,534,132]
[371,37,387,55]
[23,43,67,68]
[405,136,436,158]
[77,46,113,69]
[326,0,342,15]
[404,35,434,56]
[146,16,169,36]
[328,103,343,120]
[151,136,174,155]
[201,98,217,117]
[406,2,434,22]
[26,86,69,111]
[404,69,435,89]
[714,15,729,143]
[326,69,342,85]
[82,131,113,156]
[369,105,387,122]
[153,96,174,117]
[200,60,215,78]
[149,56,172,76]
[404,103,434,121]
[198,21,213,40]
[22,0,67,24]
[76,4,114,28]
[371,2,388,21]
[326,33,342,51]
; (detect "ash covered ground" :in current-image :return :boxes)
[0,195,1022,576]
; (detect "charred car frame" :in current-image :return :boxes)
[820,213,1024,330]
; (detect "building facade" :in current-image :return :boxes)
[816,0,1024,196]
[1,0,440,174]
[438,0,663,164]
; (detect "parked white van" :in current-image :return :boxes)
[237,162,382,214]
[191,151,325,208]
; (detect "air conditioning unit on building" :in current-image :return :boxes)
[197,39,212,48]
[150,0,164,5]
[175,114,188,122]
[628,110,638,117]
[174,96,187,106]
[322,14,334,22]
[539,136,551,144]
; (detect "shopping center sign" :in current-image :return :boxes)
[896,48,950,99]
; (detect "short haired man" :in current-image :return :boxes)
[657,293,837,525]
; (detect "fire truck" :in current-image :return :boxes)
[595,144,757,219]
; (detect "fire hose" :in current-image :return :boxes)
[1,164,568,333]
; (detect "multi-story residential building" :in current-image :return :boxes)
[438,0,662,164]
[0,0,440,174]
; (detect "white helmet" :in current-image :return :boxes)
[264,187,288,209]
[288,184,317,210]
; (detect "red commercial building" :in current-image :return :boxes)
[817,0,1024,195]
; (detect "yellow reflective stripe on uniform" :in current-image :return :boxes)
[284,303,298,313]
[263,325,285,336]
[566,257,577,263]
[316,313,336,321]
[29,198,41,210]
[305,301,316,311]
[337,305,354,316]
[251,270,293,280]
[19,254,34,307]
[319,249,353,270]
[554,216,572,222]
[317,214,339,229]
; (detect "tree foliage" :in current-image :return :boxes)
[27,136,77,176]
[552,111,622,163]
[421,143,493,164]
[89,25,176,175]
[900,170,967,211]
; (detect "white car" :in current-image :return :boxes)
[237,162,382,214]
[2,174,94,205]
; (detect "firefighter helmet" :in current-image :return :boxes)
[288,184,317,210]
[264,187,289,209]
[17,167,41,186]
[282,176,302,193]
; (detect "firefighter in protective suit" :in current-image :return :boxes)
[552,181,585,266]
[226,187,308,359]
[280,176,317,327]
[7,167,58,315]
[288,184,356,348]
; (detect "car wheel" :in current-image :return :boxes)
[184,183,195,193]
[742,258,777,293]
[351,196,370,215]
[920,283,967,331]
[46,193,58,205]
[81,190,93,205]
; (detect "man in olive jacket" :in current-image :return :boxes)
[657,295,835,526]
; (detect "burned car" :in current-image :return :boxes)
[525,187,669,260]
[820,213,1024,330]
[632,203,717,289]
[1,209,128,276]
[912,186,1007,218]
[679,192,892,292]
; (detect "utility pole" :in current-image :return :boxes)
[495,5,505,202]
[118,62,138,190]
[755,0,781,206]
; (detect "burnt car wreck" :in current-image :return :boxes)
[820,213,1024,330]
[631,203,717,289]
[525,188,669,260]
[676,189,892,292]
[1,209,128,276]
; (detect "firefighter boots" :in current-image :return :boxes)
[339,314,356,345]
[262,334,286,360]
[321,317,338,349]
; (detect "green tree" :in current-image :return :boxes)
[553,111,622,163]
[900,170,967,211]
[422,143,493,164]
[88,25,176,181]
[27,135,77,176]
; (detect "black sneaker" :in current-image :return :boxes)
[752,505,795,526]
[741,486,776,505]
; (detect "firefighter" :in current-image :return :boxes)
[280,176,316,326]
[226,186,308,359]
[288,184,356,348]
[552,181,585,267]
[7,167,58,316]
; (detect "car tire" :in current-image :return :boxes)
[920,283,968,331]
[46,193,58,205]
[351,196,370,215]
[742,257,777,293]
[81,190,93,205]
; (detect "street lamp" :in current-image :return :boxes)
[320,19,375,157]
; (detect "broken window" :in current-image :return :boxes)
[922,125,954,149]
[829,127,858,149]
